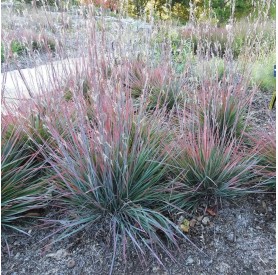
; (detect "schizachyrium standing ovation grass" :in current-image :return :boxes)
[197,74,254,141]
[35,87,194,273]
[1,114,49,253]
[168,120,261,210]
[166,74,262,210]
[248,126,276,189]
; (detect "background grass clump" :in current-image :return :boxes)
[250,52,276,92]
[2,29,57,62]
[248,127,276,189]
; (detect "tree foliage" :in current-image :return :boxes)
[127,0,276,23]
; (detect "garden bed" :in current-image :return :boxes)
[1,3,276,275]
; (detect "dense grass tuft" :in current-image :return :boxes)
[37,91,188,271]
[249,128,276,189]
[1,116,48,236]
[168,119,261,210]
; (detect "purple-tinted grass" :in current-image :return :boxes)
[166,74,261,209]
[248,127,276,189]
[196,73,254,141]
[1,113,49,239]
[168,117,261,209]
[33,83,191,272]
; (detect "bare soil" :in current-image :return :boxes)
[1,193,276,275]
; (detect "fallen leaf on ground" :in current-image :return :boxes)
[206,208,216,216]
[46,249,70,260]
[180,219,190,233]
[189,219,197,228]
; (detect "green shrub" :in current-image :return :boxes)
[6,32,56,60]
[1,43,4,63]
[251,52,276,92]
[32,39,56,52]
[11,40,27,56]
[231,35,245,58]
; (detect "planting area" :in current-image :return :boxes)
[1,2,276,275]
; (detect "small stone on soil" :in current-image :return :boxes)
[46,249,69,260]
[202,216,210,225]
[226,232,235,242]
[217,262,231,273]
[189,219,197,227]
[152,266,160,272]
[14,252,20,259]
[185,256,194,265]
[67,259,76,268]
[13,241,20,246]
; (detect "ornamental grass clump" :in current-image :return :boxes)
[250,51,276,92]
[168,117,261,210]
[3,89,78,155]
[181,25,228,57]
[118,59,186,111]
[249,128,276,189]
[1,115,48,237]
[233,19,276,59]
[194,57,225,81]
[2,29,57,61]
[167,73,260,209]
[197,74,253,141]
[39,89,188,271]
